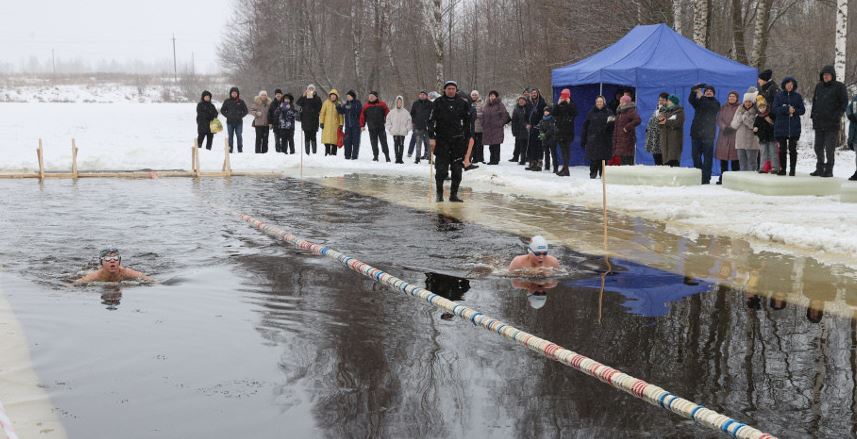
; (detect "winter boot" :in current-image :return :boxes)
[525,161,537,171]
[849,172,857,181]
[449,193,463,202]
[436,192,444,202]
[557,167,570,177]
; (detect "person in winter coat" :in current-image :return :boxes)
[510,96,530,164]
[196,90,218,150]
[428,80,475,202]
[470,90,486,164]
[480,91,511,165]
[732,91,760,171]
[267,89,284,152]
[581,96,615,179]
[753,100,777,174]
[553,89,578,176]
[757,69,780,112]
[645,93,669,165]
[220,86,248,153]
[848,94,857,180]
[611,94,641,167]
[772,77,805,176]
[360,91,391,162]
[810,65,849,177]
[526,88,547,171]
[296,84,323,155]
[271,93,298,154]
[535,106,557,173]
[688,84,721,184]
[337,90,362,160]
[409,91,432,163]
[249,90,272,154]
[386,95,412,164]
[715,91,741,182]
[318,89,344,157]
[659,95,685,167]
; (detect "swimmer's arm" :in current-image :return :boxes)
[121,268,156,283]
[508,256,526,272]
[73,271,100,285]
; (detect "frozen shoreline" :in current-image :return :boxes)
[2,102,856,268]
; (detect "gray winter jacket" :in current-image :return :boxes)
[385,96,412,136]
[731,105,759,150]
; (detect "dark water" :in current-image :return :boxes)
[1,177,856,438]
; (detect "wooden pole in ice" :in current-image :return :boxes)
[222,138,232,176]
[37,138,45,181]
[71,138,79,179]
[191,139,200,177]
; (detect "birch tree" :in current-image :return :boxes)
[430,0,444,91]
[692,0,709,47]
[673,0,683,34]
[834,0,848,82]
[750,0,773,68]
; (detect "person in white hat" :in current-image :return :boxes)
[508,235,560,275]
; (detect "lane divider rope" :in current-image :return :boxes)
[235,211,777,439]
[0,399,19,439]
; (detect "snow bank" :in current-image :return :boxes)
[2,102,857,265]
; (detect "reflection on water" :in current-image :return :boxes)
[1,177,857,437]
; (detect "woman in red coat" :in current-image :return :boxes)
[611,95,641,165]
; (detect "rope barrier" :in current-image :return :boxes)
[0,399,19,439]
[235,211,778,439]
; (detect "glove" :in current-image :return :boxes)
[320,123,325,129]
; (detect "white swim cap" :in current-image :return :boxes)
[529,236,549,253]
[528,292,547,309]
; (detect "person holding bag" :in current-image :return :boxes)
[196,90,219,150]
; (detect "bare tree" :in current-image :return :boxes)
[692,0,709,47]
[730,0,748,64]
[834,0,848,82]
[673,0,683,34]
[750,0,774,68]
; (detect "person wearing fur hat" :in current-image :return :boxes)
[196,90,219,150]
[510,95,531,164]
[689,84,721,183]
[337,90,363,160]
[757,69,779,111]
[386,95,412,163]
[732,91,760,171]
[249,90,272,154]
[581,96,615,178]
[553,88,578,175]
[612,94,641,167]
[319,89,344,156]
[360,91,391,162]
[481,90,511,165]
[715,91,741,183]
[220,87,248,153]
[658,95,685,167]
[772,77,805,176]
[645,93,669,165]
[810,65,849,177]
[296,84,323,155]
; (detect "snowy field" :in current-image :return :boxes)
[2,102,857,267]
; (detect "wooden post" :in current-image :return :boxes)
[300,135,304,179]
[429,154,433,200]
[191,139,200,177]
[37,138,45,181]
[222,138,232,176]
[71,138,79,179]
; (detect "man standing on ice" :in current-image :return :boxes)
[428,80,474,203]
[220,87,248,153]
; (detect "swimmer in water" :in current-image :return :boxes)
[74,248,154,284]
[508,236,560,276]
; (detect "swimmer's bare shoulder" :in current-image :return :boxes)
[120,267,155,283]
[544,255,560,269]
[73,271,103,285]
[509,255,528,271]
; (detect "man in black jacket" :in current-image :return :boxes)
[810,65,849,177]
[428,81,474,202]
[688,84,721,184]
[757,69,779,109]
[409,91,433,163]
[220,87,248,153]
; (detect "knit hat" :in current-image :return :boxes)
[488,90,499,98]
[743,91,758,103]
[369,90,379,98]
[668,95,680,106]
[704,84,716,94]
[443,80,458,89]
[543,105,553,114]
[619,95,632,105]
[274,88,283,95]
[560,88,571,100]
[758,69,773,82]
[728,90,740,100]
[346,90,357,99]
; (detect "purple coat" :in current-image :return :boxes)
[715,102,740,161]
[481,100,511,145]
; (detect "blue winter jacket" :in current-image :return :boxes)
[772,77,806,139]
[337,99,363,130]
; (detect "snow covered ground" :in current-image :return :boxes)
[2,102,856,267]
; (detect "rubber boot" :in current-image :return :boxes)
[449,193,463,202]
[436,191,444,202]
[557,166,570,177]
[849,172,857,181]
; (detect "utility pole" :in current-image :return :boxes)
[51,49,56,75]
[191,51,195,76]
[171,34,178,83]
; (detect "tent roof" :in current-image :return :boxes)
[552,24,757,88]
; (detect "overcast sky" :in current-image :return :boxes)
[0,0,233,74]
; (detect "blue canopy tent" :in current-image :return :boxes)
[551,23,758,173]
